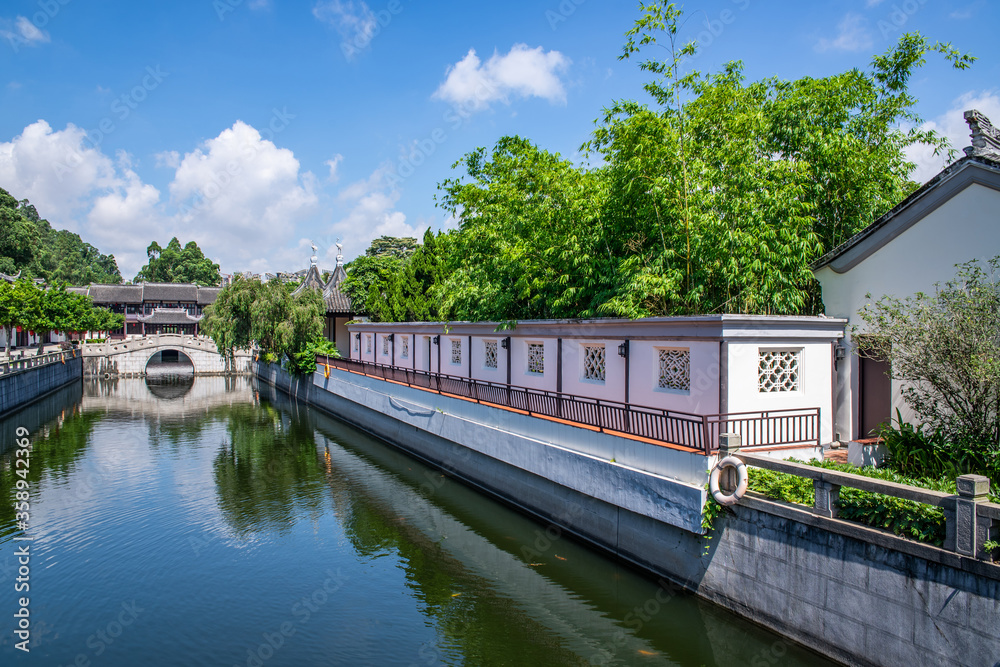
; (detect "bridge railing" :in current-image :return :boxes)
[0,348,79,376]
[316,355,820,455]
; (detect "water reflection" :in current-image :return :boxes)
[144,374,194,400]
[0,378,835,666]
[212,403,327,537]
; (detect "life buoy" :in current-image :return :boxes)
[323,364,330,379]
[709,456,748,506]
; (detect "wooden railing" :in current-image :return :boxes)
[0,348,78,376]
[316,355,821,454]
[735,450,1000,562]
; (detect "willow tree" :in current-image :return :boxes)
[203,276,326,373]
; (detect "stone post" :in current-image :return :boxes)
[718,433,741,456]
[949,474,990,558]
[813,480,841,519]
[718,434,741,493]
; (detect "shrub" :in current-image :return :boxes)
[747,460,998,547]
[879,410,1000,491]
[285,339,340,376]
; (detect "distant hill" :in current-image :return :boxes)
[0,187,122,285]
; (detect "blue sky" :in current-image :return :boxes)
[0,0,997,280]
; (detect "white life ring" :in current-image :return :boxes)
[709,456,748,506]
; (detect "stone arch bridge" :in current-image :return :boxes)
[82,334,253,377]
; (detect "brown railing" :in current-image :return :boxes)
[317,355,820,455]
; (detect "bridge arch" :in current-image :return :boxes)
[145,347,196,375]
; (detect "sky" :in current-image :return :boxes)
[0,0,997,281]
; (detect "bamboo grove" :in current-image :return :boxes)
[342,4,975,323]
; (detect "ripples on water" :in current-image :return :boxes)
[0,377,836,666]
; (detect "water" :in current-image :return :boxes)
[0,377,836,666]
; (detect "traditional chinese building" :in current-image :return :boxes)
[68,283,222,337]
[293,242,354,354]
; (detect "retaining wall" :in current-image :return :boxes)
[258,362,1000,667]
[0,356,82,419]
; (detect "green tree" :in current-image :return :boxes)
[366,235,419,259]
[203,277,328,374]
[341,254,407,322]
[0,188,121,284]
[201,275,261,361]
[437,136,606,321]
[134,238,222,285]
[857,257,1000,450]
[585,4,975,317]
[0,190,39,276]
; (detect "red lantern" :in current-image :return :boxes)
[16,326,21,332]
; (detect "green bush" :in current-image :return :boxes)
[747,460,998,547]
[284,339,340,376]
[879,410,1000,489]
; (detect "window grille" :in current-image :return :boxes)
[401,335,409,359]
[527,343,544,375]
[583,345,606,382]
[353,336,359,353]
[382,336,390,356]
[484,340,498,369]
[451,339,462,364]
[365,335,371,354]
[658,349,690,391]
[759,350,800,392]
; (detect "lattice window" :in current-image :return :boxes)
[583,345,605,382]
[401,335,409,359]
[484,340,498,369]
[365,335,372,354]
[658,349,690,391]
[382,336,390,356]
[451,339,462,365]
[758,349,800,392]
[527,343,544,375]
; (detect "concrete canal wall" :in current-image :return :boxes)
[257,362,1000,667]
[0,354,82,419]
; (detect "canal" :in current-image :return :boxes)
[0,377,836,666]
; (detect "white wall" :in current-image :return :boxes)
[816,175,1000,440]
[726,341,834,445]
[345,317,842,450]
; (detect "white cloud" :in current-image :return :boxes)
[949,1,984,19]
[320,163,426,263]
[325,153,344,182]
[312,0,377,59]
[0,120,119,225]
[0,119,324,279]
[816,13,873,53]
[169,121,319,271]
[433,44,571,112]
[1,15,50,47]
[904,91,1000,185]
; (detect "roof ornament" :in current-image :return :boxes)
[964,109,1000,160]
[310,241,318,267]
[335,238,343,267]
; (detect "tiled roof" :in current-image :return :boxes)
[323,286,352,313]
[142,283,199,302]
[292,265,325,295]
[138,309,200,325]
[196,287,221,305]
[89,284,144,304]
[811,155,1000,271]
